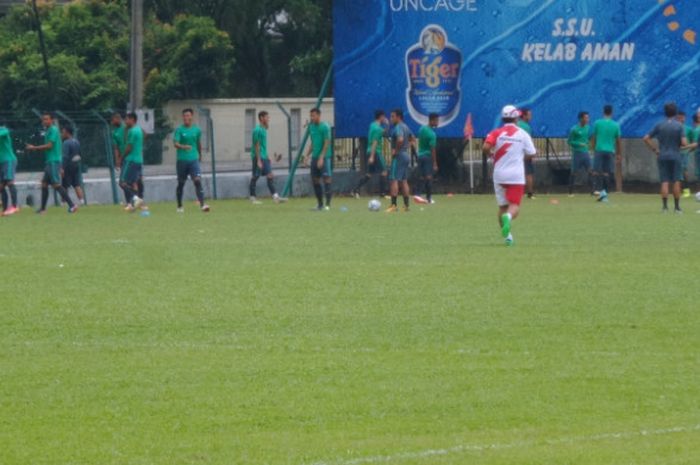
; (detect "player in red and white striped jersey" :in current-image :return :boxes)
[482,105,537,246]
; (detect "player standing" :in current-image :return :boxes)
[120,112,145,212]
[590,105,621,202]
[567,111,593,196]
[416,112,439,204]
[249,111,284,204]
[305,108,333,211]
[173,108,210,213]
[386,109,413,213]
[676,111,692,198]
[0,122,19,215]
[61,126,84,206]
[25,113,77,214]
[352,110,388,199]
[643,102,686,214]
[483,105,536,246]
[517,108,536,199]
[692,114,700,194]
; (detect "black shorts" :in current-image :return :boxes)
[177,160,202,181]
[418,157,433,177]
[62,161,82,188]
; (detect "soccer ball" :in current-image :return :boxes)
[368,199,382,212]
[696,192,700,203]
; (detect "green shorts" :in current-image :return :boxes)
[42,161,62,185]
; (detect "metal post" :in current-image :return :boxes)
[129,0,144,111]
[93,111,119,204]
[275,101,294,196]
[197,108,218,200]
[31,0,54,105]
[282,66,333,198]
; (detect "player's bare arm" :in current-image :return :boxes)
[642,135,659,156]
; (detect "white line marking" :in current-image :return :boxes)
[307,424,700,465]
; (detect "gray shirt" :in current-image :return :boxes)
[648,119,684,161]
[391,122,413,155]
[62,138,81,165]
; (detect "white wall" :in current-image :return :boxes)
[163,98,335,168]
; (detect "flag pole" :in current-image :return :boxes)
[469,137,474,194]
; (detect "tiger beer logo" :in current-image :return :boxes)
[406,25,463,127]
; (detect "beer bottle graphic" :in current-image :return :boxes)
[405,25,463,127]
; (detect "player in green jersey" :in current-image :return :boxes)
[415,113,439,204]
[352,110,389,199]
[173,108,210,212]
[676,111,693,198]
[567,111,593,196]
[590,105,622,202]
[518,108,536,199]
[25,112,77,214]
[120,112,145,212]
[112,112,145,207]
[249,111,285,204]
[304,108,333,211]
[0,121,19,215]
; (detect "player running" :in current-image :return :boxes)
[386,108,413,213]
[643,102,687,214]
[483,105,536,246]
[590,105,621,202]
[517,108,536,199]
[120,112,145,212]
[567,111,593,196]
[25,112,78,214]
[415,112,439,204]
[676,111,693,198]
[352,110,389,199]
[173,108,210,213]
[249,111,284,204]
[0,122,19,215]
[304,108,333,211]
[61,125,85,206]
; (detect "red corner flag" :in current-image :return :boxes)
[463,113,474,141]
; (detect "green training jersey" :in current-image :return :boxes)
[367,122,384,157]
[517,120,532,136]
[593,118,621,153]
[681,125,693,155]
[174,124,201,161]
[417,125,437,158]
[126,125,144,164]
[309,122,332,159]
[0,126,17,163]
[568,124,590,153]
[44,124,62,163]
[112,124,126,155]
[690,126,700,156]
[251,124,268,160]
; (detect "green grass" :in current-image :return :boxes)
[1,194,699,465]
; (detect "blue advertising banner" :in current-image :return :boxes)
[333,0,700,138]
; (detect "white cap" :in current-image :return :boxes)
[501,105,521,119]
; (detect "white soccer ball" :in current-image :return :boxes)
[368,199,382,212]
[695,192,700,203]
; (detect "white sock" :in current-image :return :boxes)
[505,213,512,220]
[506,233,513,241]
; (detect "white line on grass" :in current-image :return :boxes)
[307,424,700,465]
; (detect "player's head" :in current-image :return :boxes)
[258,110,270,127]
[309,108,321,124]
[60,125,74,140]
[41,112,54,128]
[374,109,385,121]
[519,108,532,122]
[693,113,700,125]
[182,108,194,126]
[125,112,138,128]
[111,112,123,127]
[664,102,678,118]
[603,105,614,117]
[676,110,686,123]
[428,113,439,128]
[390,108,404,124]
[501,105,520,124]
[578,111,589,125]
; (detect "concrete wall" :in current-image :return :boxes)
[162,98,335,168]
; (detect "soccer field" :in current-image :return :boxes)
[2,194,699,465]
